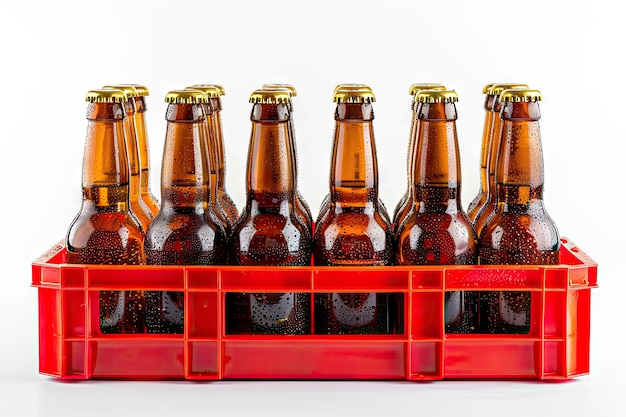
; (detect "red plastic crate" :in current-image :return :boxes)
[31,237,597,381]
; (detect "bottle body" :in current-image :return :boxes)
[144,95,228,334]
[66,93,146,334]
[228,94,312,335]
[394,93,477,334]
[313,95,397,335]
[478,91,560,334]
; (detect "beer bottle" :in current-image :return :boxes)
[472,83,529,238]
[102,84,154,232]
[186,84,239,224]
[395,90,478,333]
[66,89,145,334]
[227,89,312,335]
[143,90,228,334]
[392,83,447,233]
[313,87,396,335]
[466,83,495,222]
[261,83,313,233]
[316,84,391,226]
[128,84,160,217]
[479,89,560,334]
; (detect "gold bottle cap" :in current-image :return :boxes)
[333,83,372,93]
[164,90,208,104]
[128,84,149,96]
[412,87,449,102]
[489,83,529,96]
[86,89,128,103]
[482,83,496,94]
[187,84,225,96]
[249,89,291,104]
[185,85,222,99]
[500,89,542,102]
[409,83,446,96]
[415,89,459,103]
[333,89,376,103]
[258,86,294,99]
[262,84,297,97]
[102,84,139,98]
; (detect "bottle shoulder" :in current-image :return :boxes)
[397,210,475,237]
[66,210,145,264]
[314,210,392,238]
[479,208,560,253]
[147,208,226,237]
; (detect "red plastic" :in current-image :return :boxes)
[31,237,597,381]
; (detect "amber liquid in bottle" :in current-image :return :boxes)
[479,96,560,334]
[395,94,478,334]
[144,97,228,334]
[313,100,397,335]
[66,97,145,334]
[227,97,312,335]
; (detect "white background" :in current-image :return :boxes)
[0,0,623,415]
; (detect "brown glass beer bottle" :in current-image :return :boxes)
[143,90,228,334]
[227,89,312,335]
[466,83,496,222]
[313,87,396,335]
[479,89,560,334]
[395,89,478,333]
[472,83,529,238]
[128,84,160,217]
[393,83,447,234]
[316,84,391,226]
[186,84,239,225]
[66,89,146,334]
[102,84,154,232]
[261,83,313,233]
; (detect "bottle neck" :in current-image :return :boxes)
[82,102,130,209]
[479,95,496,189]
[160,103,210,209]
[406,101,421,179]
[246,103,296,207]
[209,98,227,190]
[202,103,221,200]
[122,100,142,204]
[485,98,504,201]
[496,101,544,206]
[133,97,151,178]
[286,101,300,187]
[411,102,462,206]
[330,103,379,208]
